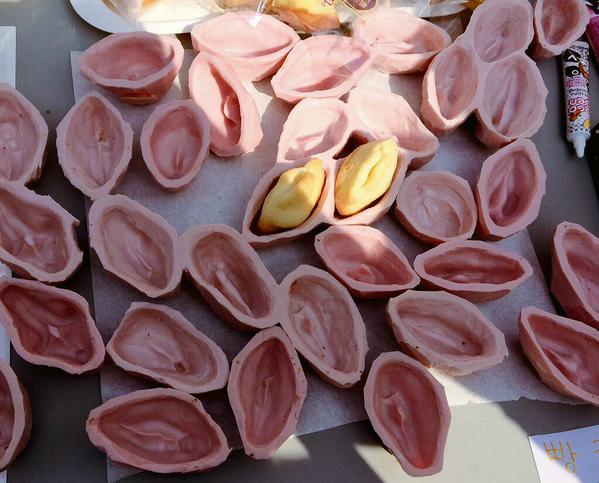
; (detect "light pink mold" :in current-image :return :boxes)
[271,35,373,104]
[551,222,599,329]
[227,326,307,459]
[0,84,48,185]
[190,11,300,81]
[0,278,105,374]
[140,100,210,191]
[107,302,229,393]
[519,307,599,405]
[0,181,82,283]
[79,32,184,105]
[364,351,450,477]
[476,139,546,240]
[314,225,419,299]
[279,265,367,387]
[396,170,477,246]
[87,388,231,473]
[387,290,508,376]
[188,52,262,157]
[352,8,451,74]
[56,92,133,200]
[413,240,533,302]
[88,194,182,298]
[180,224,280,331]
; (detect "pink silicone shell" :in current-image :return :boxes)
[314,225,419,298]
[519,307,599,405]
[190,11,300,81]
[0,181,82,284]
[551,222,599,329]
[86,388,231,473]
[88,194,182,298]
[364,351,451,477]
[0,84,48,185]
[180,224,280,331]
[106,302,229,394]
[413,240,533,302]
[227,326,307,459]
[387,290,508,376]
[279,264,368,387]
[56,91,133,200]
[0,278,105,374]
[79,32,184,105]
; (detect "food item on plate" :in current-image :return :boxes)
[88,194,182,298]
[279,265,367,387]
[79,32,184,105]
[519,307,599,405]
[476,139,546,240]
[0,278,105,374]
[314,225,419,299]
[190,11,300,81]
[413,240,533,302]
[180,224,280,331]
[364,351,450,477]
[86,388,230,473]
[551,222,599,329]
[387,290,508,375]
[56,92,133,200]
[0,84,48,185]
[0,181,82,284]
[396,170,477,246]
[140,100,210,191]
[272,0,340,33]
[107,302,229,393]
[227,326,306,459]
[188,52,262,157]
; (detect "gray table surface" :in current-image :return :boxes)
[1,1,599,482]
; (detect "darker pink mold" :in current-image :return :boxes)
[364,351,450,477]
[227,326,307,459]
[0,278,105,374]
[87,388,231,473]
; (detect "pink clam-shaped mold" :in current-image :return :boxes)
[352,8,451,74]
[56,92,133,200]
[314,225,419,299]
[346,86,439,169]
[88,195,182,298]
[414,240,533,302]
[387,290,508,376]
[86,388,231,473]
[0,181,82,284]
[0,278,105,374]
[140,100,210,191]
[476,139,546,240]
[279,265,367,387]
[180,224,280,331]
[531,0,589,59]
[364,351,450,477]
[107,302,229,393]
[191,11,300,81]
[227,326,307,459]
[519,307,599,405]
[188,52,263,157]
[0,84,48,185]
[395,170,477,246]
[271,35,374,104]
[551,222,599,329]
[79,32,184,105]
[0,359,31,471]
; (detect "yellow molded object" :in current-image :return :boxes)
[273,0,340,32]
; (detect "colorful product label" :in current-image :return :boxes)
[562,43,591,144]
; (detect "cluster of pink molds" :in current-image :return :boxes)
[242,89,438,248]
[421,0,547,146]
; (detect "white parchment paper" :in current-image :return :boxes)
[70,51,572,482]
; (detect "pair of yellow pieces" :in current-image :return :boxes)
[257,139,398,234]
